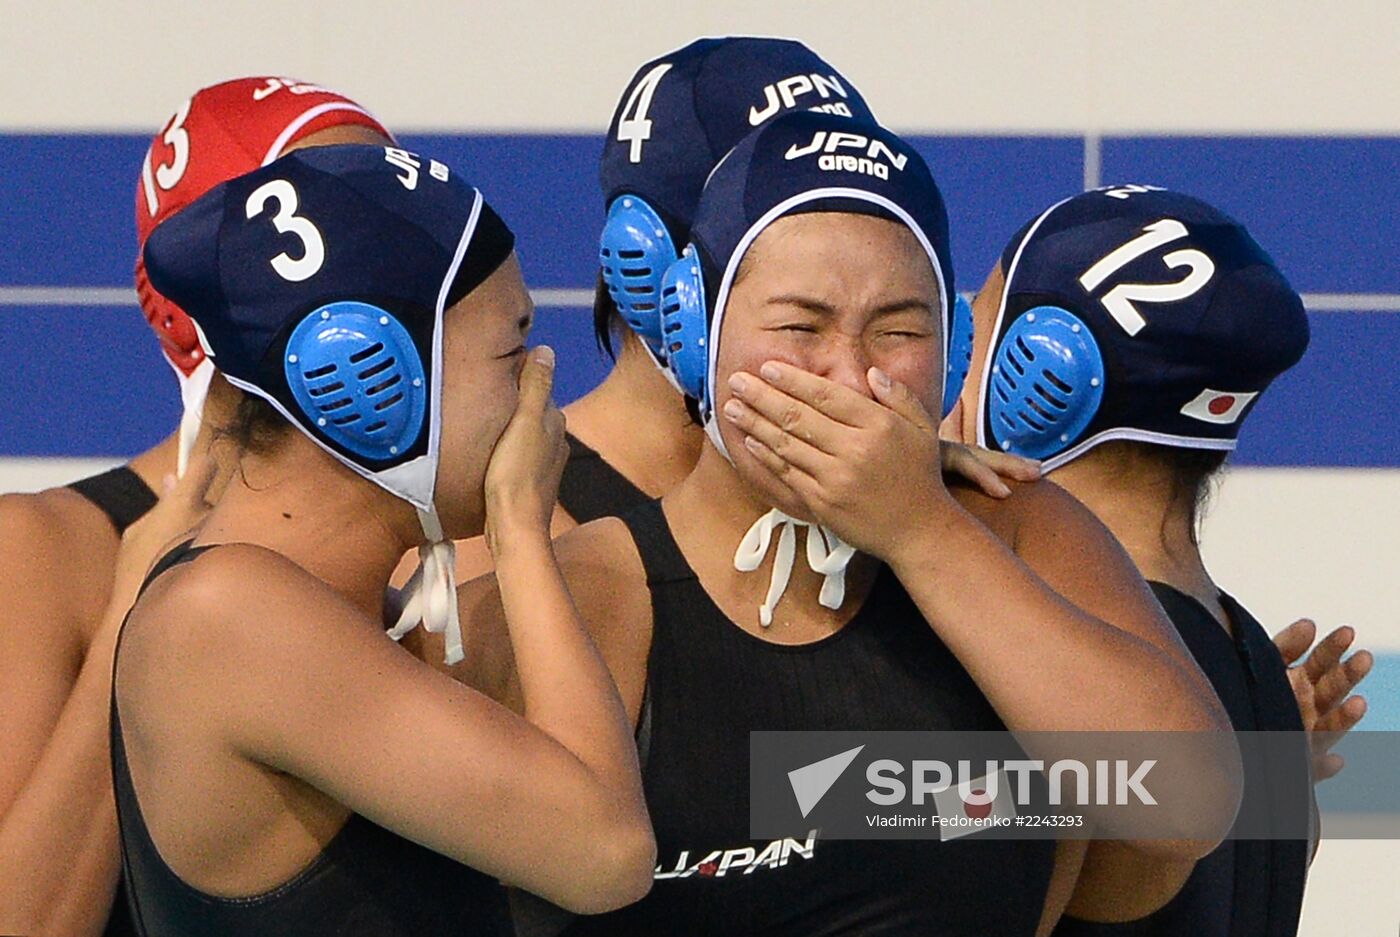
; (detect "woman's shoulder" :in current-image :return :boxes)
[0,488,123,648]
[119,543,349,688]
[553,515,650,593]
[948,476,1098,549]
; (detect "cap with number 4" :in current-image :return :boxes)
[142,143,514,509]
[977,186,1309,468]
[601,37,876,235]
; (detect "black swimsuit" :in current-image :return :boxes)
[110,541,511,937]
[1050,583,1310,937]
[562,500,1056,936]
[68,466,158,535]
[555,433,651,523]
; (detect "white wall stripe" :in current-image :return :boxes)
[1,286,1396,313]
[1298,293,1400,312]
[0,287,137,306]
[1082,131,1102,191]
[0,286,597,309]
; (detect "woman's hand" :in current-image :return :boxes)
[101,451,219,644]
[1273,618,1373,781]
[484,346,568,557]
[723,360,955,560]
[940,441,1040,498]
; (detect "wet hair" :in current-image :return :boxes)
[224,392,292,457]
[592,274,624,360]
[1090,440,1230,546]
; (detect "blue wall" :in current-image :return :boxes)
[2,133,1396,464]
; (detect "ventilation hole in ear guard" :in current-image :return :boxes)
[285,302,428,461]
[1033,382,1068,409]
[987,305,1105,460]
[599,196,678,360]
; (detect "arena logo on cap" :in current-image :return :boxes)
[749,73,854,125]
[1179,388,1258,424]
[784,130,908,180]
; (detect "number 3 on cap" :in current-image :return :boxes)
[245,179,326,282]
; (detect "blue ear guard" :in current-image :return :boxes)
[599,196,678,360]
[658,245,709,406]
[943,294,974,419]
[284,301,428,461]
[987,305,1104,460]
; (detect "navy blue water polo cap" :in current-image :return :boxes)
[143,142,515,511]
[598,37,876,366]
[657,110,954,452]
[600,36,875,235]
[976,184,1308,468]
[143,143,515,664]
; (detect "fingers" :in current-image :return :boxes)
[941,442,1011,498]
[1310,694,1367,784]
[971,448,1042,483]
[1313,648,1374,715]
[723,396,835,478]
[728,370,851,457]
[867,367,936,433]
[515,345,556,418]
[739,434,823,507]
[1314,694,1368,740]
[1302,625,1355,685]
[1272,617,1318,667]
[1314,752,1346,783]
[741,361,878,428]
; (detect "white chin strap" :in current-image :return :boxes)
[174,357,216,478]
[386,508,463,665]
[734,508,856,627]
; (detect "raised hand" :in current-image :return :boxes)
[1273,618,1373,781]
[722,360,954,561]
[484,346,569,557]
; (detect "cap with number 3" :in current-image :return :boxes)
[142,143,515,509]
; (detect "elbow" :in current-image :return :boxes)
[557,823,656,915]
[1121,735,1244,862]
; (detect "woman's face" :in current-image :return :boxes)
[712,212,943,515]
[433,253,534,538]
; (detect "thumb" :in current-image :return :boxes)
[868,367,933,431]
[1273,617,1318,667]
[515,345,556,418]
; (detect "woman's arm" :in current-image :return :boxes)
[0,544,121,937]
[724,361,1241,856]
[156,350,652,915]
[0,465,210,937]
